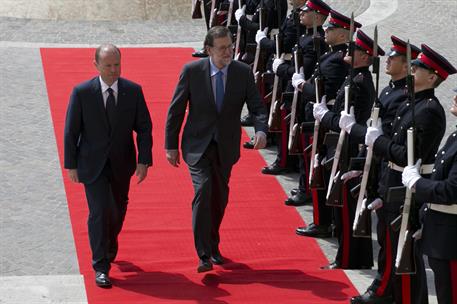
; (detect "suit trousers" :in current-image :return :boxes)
[188,141,232,259]
[84,160,130,273]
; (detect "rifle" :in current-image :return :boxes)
[287,46,303,154]
[308,11,326,189]
[209,0,217,28]
[234,0,243,59]
[226,0,234,26]
[192,0,203,19]
[268,33,284,131]
[394,41,417,275]
[326,13,355,206]
[267,0,285,130]
[353,26,380,238]
[252,0,266,76]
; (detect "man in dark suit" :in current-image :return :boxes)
[165,26,268,273]
[64,44,153,288]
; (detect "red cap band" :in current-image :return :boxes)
[356,37,373,56]
[329,17,349,29]
[307,1,330,15]
[418,53,449,79]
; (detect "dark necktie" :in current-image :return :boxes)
[106,87,116,130]
[215,71,224,112]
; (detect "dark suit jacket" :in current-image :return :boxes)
[64,77,153,184]
[165,58,268,167]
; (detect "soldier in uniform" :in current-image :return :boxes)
[261,0,330,203]
[402,89,457,304]
[293,10,359,236]
[255,0,307,174]
[235,0,288,126]
[311,29,383,269]
[344,36,421,303]
[363,44,456,303]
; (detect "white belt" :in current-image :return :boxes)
[283,53,293,61]
[269,28,279,39]
[326,99,335,106]
[428,203,457,215]
[387,162,434,174]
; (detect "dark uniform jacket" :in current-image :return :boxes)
[321,66,375,146]
[373,88,446,211]
[351,77,408,140]
[416,129,457,260]
[239,0,288,47]
[276,26,327,80]
[301,43,349,105]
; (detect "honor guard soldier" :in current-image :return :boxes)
[259,0,307,174]
[293,10,360,237]
[402,89,457,304]
[363,44,456,304]
[343,36,421,303]
[268,0,331,205]
[313,29,383,269]
[274,0,330,81]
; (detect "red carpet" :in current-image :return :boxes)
[41,48,358,303]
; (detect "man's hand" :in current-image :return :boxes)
[340,170,362,183]
[313,95,329,122]
[339,106,356,133]
[272,58,285,73]
[292,69,305,90]
[255,27,268,45]
[67,169,79,183]
[135,163,149,184]
[235,5,245,23]
[367,198,383,210]
[365,118,383,146]
[253,131,267,149]
[402,159,422,190]
[166,149,180,167]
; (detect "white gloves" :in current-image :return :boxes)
[365,118,383,146]
[235,5,245,23]
[367,198,383,210]
[339,106,356,134]
[255,27,268,44]
[313,95,329,122]
[313,153,320,168]
[340,170,362,183]
[272,58,285,73]
[402,159,422,190]
[292,67,305,90]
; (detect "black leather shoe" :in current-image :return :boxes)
[210,249,224,265]
[290,188,299,196]
[192,49,208,58]
[261,163,290,175]
[95,272,112,288]
[243,139,254,149]
[285,192,312,206]
[350,290,393,303]
[240,114,253,126]
[320,261,340,269]
[296,224,332,238]
[197,258,213,273]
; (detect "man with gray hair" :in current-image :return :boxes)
[165,26,268,273]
